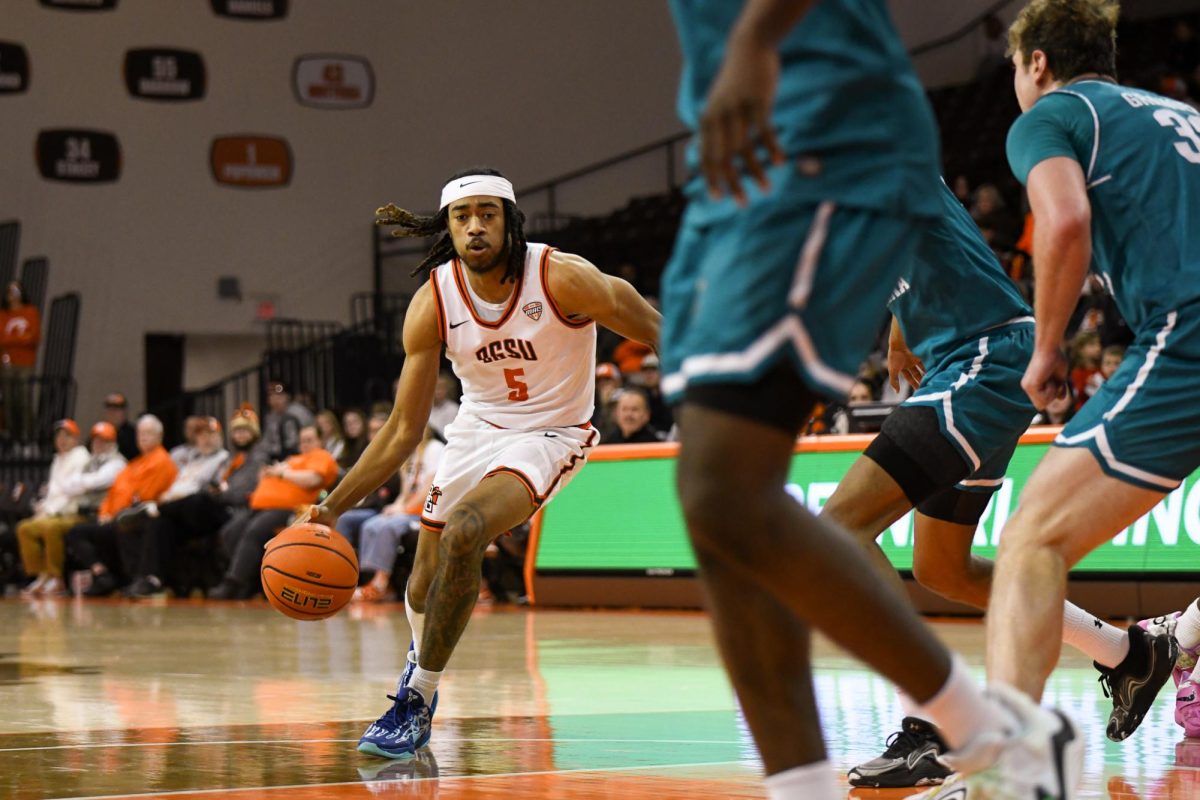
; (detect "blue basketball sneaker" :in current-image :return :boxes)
[357,687,438,759]
[398,640,417,689]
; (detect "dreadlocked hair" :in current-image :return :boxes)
[375,167,528,284]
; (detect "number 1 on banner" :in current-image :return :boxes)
[504,368,529,401]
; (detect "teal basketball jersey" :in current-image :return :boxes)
[889,181,1033,368]
[1007,80,1200,331]
[668,0,941,218]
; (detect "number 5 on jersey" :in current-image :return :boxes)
[504,368,529,401]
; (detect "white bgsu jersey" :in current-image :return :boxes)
[430,243,596,430]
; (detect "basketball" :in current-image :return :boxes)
[261,522,359,621]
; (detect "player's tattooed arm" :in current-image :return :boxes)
[320,283,441,518]
[544,250,660,351]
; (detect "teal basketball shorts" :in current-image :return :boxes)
[661,191,924,405]
[1057,305,1200,491]
[903,322,1037,492]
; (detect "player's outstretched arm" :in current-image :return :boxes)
[545,250,660,350]
[1024,156,1092,407]
[315,283,442,521]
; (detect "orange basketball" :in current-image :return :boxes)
[261,522,359,620]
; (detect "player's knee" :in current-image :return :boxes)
[911,556,967,603]
[439,505,490,562]
[997,503,1073,558]
[675,465,735,552]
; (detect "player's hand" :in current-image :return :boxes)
[1022,348,1070,410]
[699,34,784,205]
[888,346,925,392]
[296,504,338,528]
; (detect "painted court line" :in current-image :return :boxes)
[49,759,750,800]
[0,736,744,753]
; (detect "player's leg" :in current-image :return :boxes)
[818,455,913,599]
[988,446,1166,698]
[676,376,1008,786]
[910,509,992,610]
[358,473,535,759]
[420,472,537,672]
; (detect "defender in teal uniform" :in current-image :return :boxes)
[664,3,1069,800]
[921,3,1187,798]
[830,181,1144,788]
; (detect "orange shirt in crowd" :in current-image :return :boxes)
[99,445,178,518]
[249,448,338,511]
[613,338,652,375]
[0,305,41,367]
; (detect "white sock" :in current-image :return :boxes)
[764,761,838,800]
[405,582,425,655]
[897,689,922,719]
[1177,599,1200,651]
[409,665,443,704]
[1061,600,1129,668]
[915,655,1010,751]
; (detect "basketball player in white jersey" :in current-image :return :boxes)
[305,168,660,758]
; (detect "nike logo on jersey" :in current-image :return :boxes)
[543,432,557,438]
[449,320,468,330]
[476,338,538,364]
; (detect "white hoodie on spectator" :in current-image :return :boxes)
[37,445,90,517]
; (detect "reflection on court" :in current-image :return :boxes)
[0,600,1194,798]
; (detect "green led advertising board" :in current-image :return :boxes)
[535,438,1200,574]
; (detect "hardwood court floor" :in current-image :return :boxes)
[0,598,1196,799]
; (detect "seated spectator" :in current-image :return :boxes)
[331,412,398,550]
[970,184,1021,252]
[1069,331,1102,409]
[124,407,265,599]
[16,420,90,595]
[635,354,674,434]
[591,362,623,431]
[315,410,345,462]
[951,175,972,205]
[260,380,307,461]
[613,337,653,376]
[428,373,460,438]
[0,281,41,442]
[169,416,207,466]
[354,425,445,602]
[1031,389,1075,426]
[103,393,138,462]
[119,417,229,597]
[339,408,368,471]
[1100,345,1125,383]
[65,415,178,597]
[603,388,664,445]
[829,380,875,435]
[209,425,337,599]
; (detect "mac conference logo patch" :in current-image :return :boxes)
[124,48,206,101]
[36,129,121,183]
[522,302,543,321]
[0,42,29,95]
[210,0,287,20]
[211,135,292,188]
[39,0,118,10]
[293,55,374,110]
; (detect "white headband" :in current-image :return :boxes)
[439,174,516,210]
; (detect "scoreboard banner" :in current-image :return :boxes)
[532,429,1200,577]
